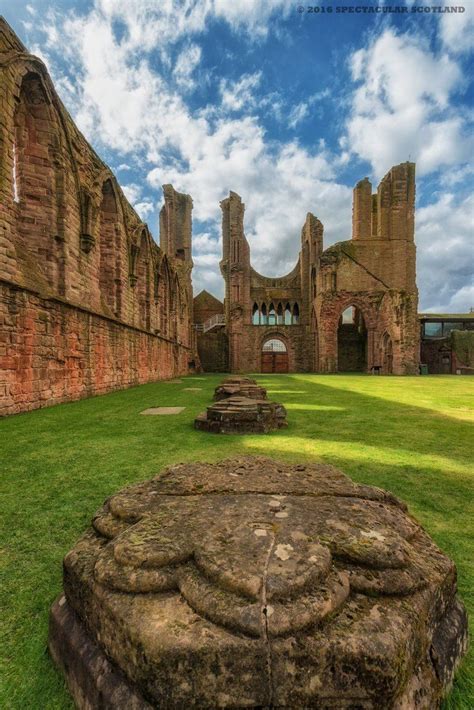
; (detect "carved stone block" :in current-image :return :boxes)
[213,376,267,401]
[49,457,468,708]
[195,396,287,433]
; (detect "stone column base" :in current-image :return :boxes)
[48,596,152,709]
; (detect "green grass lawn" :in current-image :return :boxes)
[1,374,473,708]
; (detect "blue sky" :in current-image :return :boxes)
[2,0,473,311]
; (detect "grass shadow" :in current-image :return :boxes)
[0,373,472,708]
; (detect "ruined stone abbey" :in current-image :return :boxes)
[1,18,421,416]
[0,20,195,416]
[199,163,420,377]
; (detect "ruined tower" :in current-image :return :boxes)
[159,184,195,340]
[219,192,251,372]
[216,163,419,375]
[159,184,193,264]
[316,162,419,374]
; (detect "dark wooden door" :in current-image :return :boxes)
[261,352,288,373]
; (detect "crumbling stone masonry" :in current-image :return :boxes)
[193,289,227,372]
[195,396,287,434]
[195,376,284,433]
[219,162,420,375]
[213,376,267,401]
[0,20,196,415]
[49,457,468,707]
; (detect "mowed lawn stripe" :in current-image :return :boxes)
[1,374,472,708]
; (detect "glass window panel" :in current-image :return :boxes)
[262,338,287,352]
[342,307,354,324]
[442,322,460,336]
[252,304,260,325]
[268,303,276,325]
[293,303,299,325]
[424,322,442,337]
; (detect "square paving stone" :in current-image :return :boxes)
[140,407,185,415]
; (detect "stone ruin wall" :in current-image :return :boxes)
[315,163,419,374]
[219,192,306,373]
[0,20,195,415]
[220,163,419,375]
[193,291,227,372]
[193,290,224,325]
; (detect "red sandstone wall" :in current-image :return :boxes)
[193,290,224,325]
[0,282,190,416]
[0,20,196,415]
[196,330,228,373]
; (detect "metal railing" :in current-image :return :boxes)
[202,314,225,333]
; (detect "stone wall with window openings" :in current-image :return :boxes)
[252,302,300,325]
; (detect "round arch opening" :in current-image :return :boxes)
[261,338,288,373]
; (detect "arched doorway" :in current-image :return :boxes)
[261,338,288,373]
[337,306,367,372]
[381,332,393,374]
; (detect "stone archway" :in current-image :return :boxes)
[318,295,379,373]
[99,179,121,317]
[261,337,288,373]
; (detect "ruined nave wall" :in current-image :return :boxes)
[0,19,195,415]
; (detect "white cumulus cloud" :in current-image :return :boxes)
[22,1,474,310]
[346,29,472,178]
[416,193,474,312]
[439,5,474,54]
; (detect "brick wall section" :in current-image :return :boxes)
[220,163,419,375]
[0,19,196,415]
[193,290,224,325]
[196,330,228,372]
[0,284,189,415]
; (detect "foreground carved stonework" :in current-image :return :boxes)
[49,457,468,708]
[214,376,267,401]
[195,396,287,433]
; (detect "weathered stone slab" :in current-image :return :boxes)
[50,457,468,709]
[195,396,287,433]
[214,376,267,401]
[140,407,185,415]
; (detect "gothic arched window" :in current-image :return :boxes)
[293,303,300,325]
[268,303,276,325]
[252,302,260,325]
